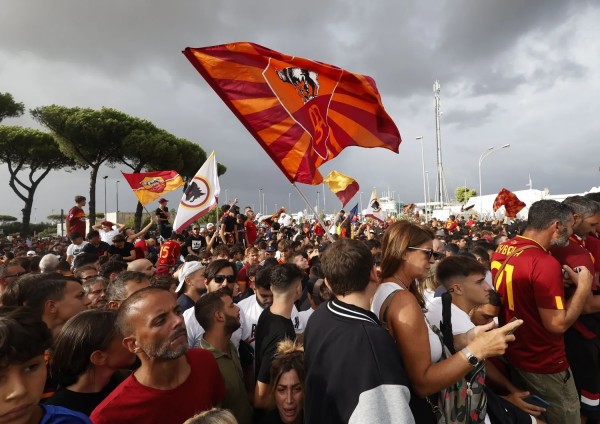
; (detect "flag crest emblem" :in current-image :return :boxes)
[139,176,167,193]
[181,178,210,209]
[183,42,401,185]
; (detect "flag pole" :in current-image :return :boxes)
[292,183,334,242]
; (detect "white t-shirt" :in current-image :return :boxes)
[372,282,443,363]
[425,297,475,336]
[66,241,88,258]
[297,308,314,330]
[183,305,246,349]
[99,228,120,245]
[237,294,304,349]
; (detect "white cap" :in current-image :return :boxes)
[176,261,205,292]
[26,250,36,256]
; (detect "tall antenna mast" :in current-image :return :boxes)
[433,80,448,208]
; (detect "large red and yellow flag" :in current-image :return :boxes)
[122,171,185,206]
[493,188,526,217]
[323,170,359,208]
[183,42,401,185]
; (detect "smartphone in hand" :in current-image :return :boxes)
[523,395,551,409]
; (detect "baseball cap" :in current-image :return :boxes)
[192,225,199,229]
[265,245,277,252]
[435,230,446,237]
[158,198,168,203]
[206,223,215,229]
[176,261,205,292]
[26,250,36,256]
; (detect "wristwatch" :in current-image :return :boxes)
[461,348,481,367]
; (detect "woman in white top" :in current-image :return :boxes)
[372,221,521,422]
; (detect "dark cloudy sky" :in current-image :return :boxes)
[1,0,598,222]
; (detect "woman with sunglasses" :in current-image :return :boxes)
[372,221,518,422]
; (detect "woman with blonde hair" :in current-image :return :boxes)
[183,408,238,424]
[259,339,304,424]
[372,220,521,422]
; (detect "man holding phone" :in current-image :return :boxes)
[492,200,593,424]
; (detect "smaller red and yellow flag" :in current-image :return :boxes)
[493,188,526,217]
[122,170,185,206]
[323,171,359,208]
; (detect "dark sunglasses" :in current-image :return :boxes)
[4,271,27,279]
[407,247,444,260]
[214,275,236,284]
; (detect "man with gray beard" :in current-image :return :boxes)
[491,199,593,424]
[90,287,226,424]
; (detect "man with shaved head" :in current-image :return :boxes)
[90,287,226,424]
[127,258,156,277]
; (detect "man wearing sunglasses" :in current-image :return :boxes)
[183,259,248,350]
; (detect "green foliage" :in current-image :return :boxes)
[455,186,477,203]
[0,215,17,223]
[188,207,219,225]
[0,92,24,123]
[0,125,79,234]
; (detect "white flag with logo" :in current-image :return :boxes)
[173,151,220,233]
[365,190,385,223]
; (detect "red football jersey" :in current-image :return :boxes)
[491,235,568,374]
[157,239,181,266]
[584,234,600,273]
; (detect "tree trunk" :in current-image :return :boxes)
[21,197,33,235]
[134,201,143,231]
[88,166,98,226]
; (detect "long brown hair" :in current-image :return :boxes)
[380,220,434,308]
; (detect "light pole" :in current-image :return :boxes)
[225,189,228,204]
[115,180,120,221]
[478,144,510,218]
[425,171,431,216]
[103,176,108,216]
[359,192,363,214]
[258,189,262,215]
[316,191,320,215]
[416,136,427,222]
[288,193,291,212]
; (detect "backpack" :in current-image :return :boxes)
[425,292,487,424]
[379,287,487,423]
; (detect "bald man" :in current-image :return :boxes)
[127,258,156,277]
[90,287,226,424]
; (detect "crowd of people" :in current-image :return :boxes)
[0,191,599,424]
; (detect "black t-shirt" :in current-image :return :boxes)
[254,308,296,384]
[82,241,110,257]
[176,293,195,312]
[155,207,170,228]
[185,235,207,254]
[221,215,237,233]
[258,409,294,424]
[108,242,135,257]
[44,373,125,416]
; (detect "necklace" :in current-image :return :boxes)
[392,274,410,291]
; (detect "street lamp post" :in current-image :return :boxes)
[478,144,510,218]
[103,176,108,216]
[359,192,363,215]
[416,136,427,222]
[316,191,320,215]
[425,171,431,214]
[115,180,120,222]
